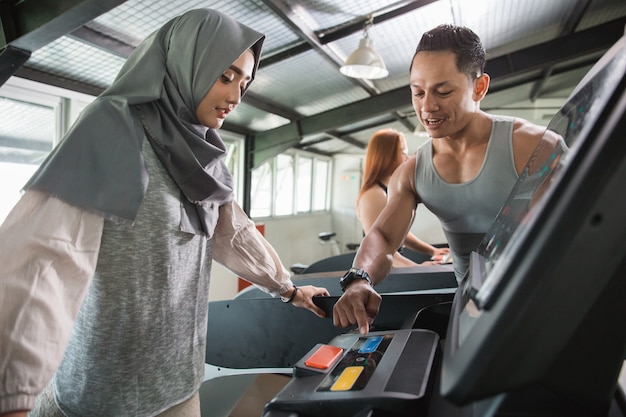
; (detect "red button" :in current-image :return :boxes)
[305,345,343,369]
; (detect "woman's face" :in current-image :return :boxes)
[195,50,255,129]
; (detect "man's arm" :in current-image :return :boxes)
[353,157,420,283]
[333,158,420,334]
[511,118,548,174]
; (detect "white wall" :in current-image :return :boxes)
[331,154,364,250]
[261,213,335,265]
[208,212,334,301]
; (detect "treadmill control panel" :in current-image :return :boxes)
[317,334,392,392]
[264,329,439,417]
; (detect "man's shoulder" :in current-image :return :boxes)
[508,117,546,139]
[394,156,420,199]
[505,117,548,169]
[393,156,418,185]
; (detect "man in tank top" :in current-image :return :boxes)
[333,24,548,335]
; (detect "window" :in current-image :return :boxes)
[0,78,94,222]
[296,156,312,213]
[274,154,294,216]
[0,78,250,223]
[250,151,331,218]
[0,77,331,223]
[250,161,273,218]
[219,130,245,203]
[313,159,330,211]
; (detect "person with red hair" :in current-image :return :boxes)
[356,128,449,267]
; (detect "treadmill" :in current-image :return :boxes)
[262,27,626,417]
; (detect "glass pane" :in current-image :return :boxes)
[313,159,329,211]
[250,161,273,218]
[274,154,294,216]
[0,97,55,222]
[223,140,242,203]
[296,156,312,213]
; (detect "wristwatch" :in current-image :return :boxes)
[339,268,373,292]
[280,285,298,303]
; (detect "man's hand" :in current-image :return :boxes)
[332,280,381,335]
[291,285,330,318]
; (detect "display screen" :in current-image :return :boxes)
[470,46,626,309]
[441,34,626,407]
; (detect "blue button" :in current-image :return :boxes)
[359,336,383,353]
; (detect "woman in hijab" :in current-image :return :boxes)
[357,129,450,267]
[0,9,329,417]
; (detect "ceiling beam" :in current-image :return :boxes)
[0,45,30,85]
[251,17,625,168]
[14,64,105,95]
[393,111,417,133]
[529,0,592,102]
[295,131,365,155]
[257,0,435,139]
[13,24,306,125]
[261,0,439,65]
[0,0,126,85]
[326,132,366,149]
[68,24,134,58]
[243,91,302,121]
[260,0,379,95]
[486,17,624,86]
[316,0,440,45]
[252,86,408,167]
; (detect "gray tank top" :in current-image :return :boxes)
[54,137,212,417]
[414,116,518,281]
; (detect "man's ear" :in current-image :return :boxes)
[473,73,490,100]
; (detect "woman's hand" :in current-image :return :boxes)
[430,247,451,262]
[289,285,330,318]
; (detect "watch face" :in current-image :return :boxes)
[340,272,361,290]
[340,271,355,283]
[339,273,350,287]
[340,269,372,291]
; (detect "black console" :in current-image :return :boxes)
[263,329,440,417]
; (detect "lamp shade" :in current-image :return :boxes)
[340,35,389,79]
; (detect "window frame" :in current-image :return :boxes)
[250,149,332,219]
[0,77,333,223]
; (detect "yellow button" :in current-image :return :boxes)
[330,366,364,391]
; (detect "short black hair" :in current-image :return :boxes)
[411,24,486,80]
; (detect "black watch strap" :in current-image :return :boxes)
[280,285,298,303]
[339,268,373,292]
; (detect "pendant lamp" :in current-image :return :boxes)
[340,15,388,79]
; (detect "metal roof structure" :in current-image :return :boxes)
[1,0,625,168]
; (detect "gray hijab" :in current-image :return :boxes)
[25,9,264,237]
